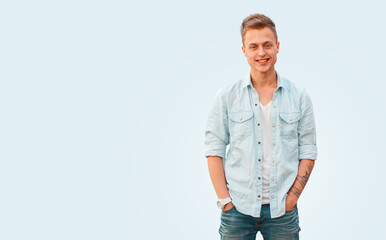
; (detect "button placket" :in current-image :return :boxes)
[248,86,264,189]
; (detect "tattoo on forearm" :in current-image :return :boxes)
[289,162,313,198]
[295,162,313,187]
[289,186,301,198]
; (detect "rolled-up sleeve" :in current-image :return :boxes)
[298,91,318,160]
[204,88,229,159]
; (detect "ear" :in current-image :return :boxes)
[276,41,280,53]
[241,45,246,56]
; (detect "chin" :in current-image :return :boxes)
[253,67,271,73]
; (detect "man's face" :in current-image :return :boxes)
[241,27,280,74]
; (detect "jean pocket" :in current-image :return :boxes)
[222,205,236,213]
[285,204,297,213]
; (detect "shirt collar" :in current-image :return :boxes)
[241,71,286,90]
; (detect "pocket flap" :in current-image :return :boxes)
[229,111,253,123]
[279,112,301,123]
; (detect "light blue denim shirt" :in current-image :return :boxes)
[205,71,317,218]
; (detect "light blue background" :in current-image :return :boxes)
[1,0,385,239]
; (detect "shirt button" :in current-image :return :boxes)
[255,103,257,106]
[258,195,261,198]
[240,117,242,121]
[271,195,275,199]
[271,178,274,181]
[258,141,261,144]
[272,124,275,127]
[272,142,275,146]
[273,105,276,108]
[258,123,260,126]
[272,160,274,163]
[289,117,292,121]
[258,159,262,162]
[258,177,261,180]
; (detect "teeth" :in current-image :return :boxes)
[257,59,269,62]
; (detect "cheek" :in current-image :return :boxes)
[247,54,254,61]
[269,50,277,57]
[247,52,256,60]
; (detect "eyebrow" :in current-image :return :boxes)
[248,41,274,46]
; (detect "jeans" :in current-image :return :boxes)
[219,204,301,240]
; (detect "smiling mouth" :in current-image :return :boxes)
[256,58,270,62]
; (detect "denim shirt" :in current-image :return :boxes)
[204,71,317,218]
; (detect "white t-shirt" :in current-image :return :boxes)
[259,100,272,204]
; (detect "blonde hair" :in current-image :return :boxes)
[240,13,278,46]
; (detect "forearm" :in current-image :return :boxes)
[207,156,230,199]
[288,159,315,199]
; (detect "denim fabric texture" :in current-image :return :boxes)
[219,204,301,240]
[205,71,317,218]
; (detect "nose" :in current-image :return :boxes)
[257,46,266,56]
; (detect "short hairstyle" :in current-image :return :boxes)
[240,13,278,46]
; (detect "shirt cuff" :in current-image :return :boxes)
[205,143,226,159]
[298,145,317,160]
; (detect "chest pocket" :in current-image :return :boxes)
[279,112,301,139]
[229,111,254,136]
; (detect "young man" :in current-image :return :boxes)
[204,13,317,240]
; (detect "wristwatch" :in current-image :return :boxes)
[217,197,232,210]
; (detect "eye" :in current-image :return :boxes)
[265,44,272,47]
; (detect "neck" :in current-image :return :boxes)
[250,68,277,89]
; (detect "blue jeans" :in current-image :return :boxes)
[219,204,301,240]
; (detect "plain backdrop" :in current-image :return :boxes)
[1,0,386,239]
